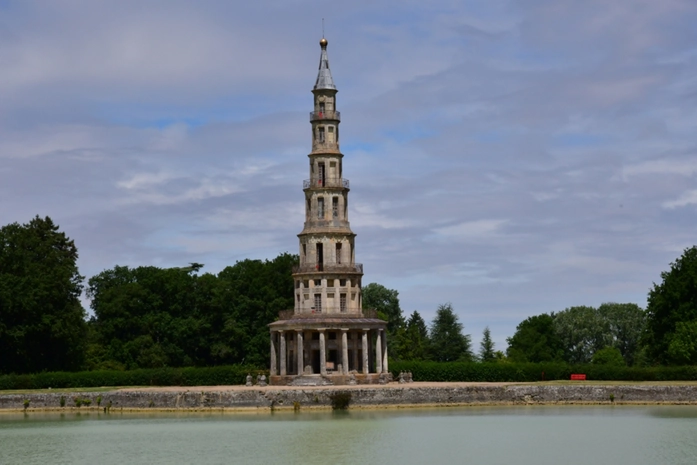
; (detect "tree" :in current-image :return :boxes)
[0,216,86,374]
[506,314,563,363]
[86,252,298,369]
[479,326,496,362]
[592,346,626,366]
[598,302,646,365]
[362,283,404,333]
[401,311,431,360]
[429,303,472,362]
[554,306,610,364]
[666,320,697,365]
[645,246,697,364]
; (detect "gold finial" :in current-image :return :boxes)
[320,37,328,47]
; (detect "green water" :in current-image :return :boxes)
[1,406,697,464]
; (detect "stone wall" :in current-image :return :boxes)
[3,383,697,412]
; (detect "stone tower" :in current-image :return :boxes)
[294,36,362,315]
[268,38,388,385]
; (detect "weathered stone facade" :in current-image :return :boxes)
[268,38,388,385]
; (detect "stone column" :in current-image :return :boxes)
[296,330,304,375]
[375,329,383,374]
[279,331,287,376]
[382,329,388,373]
[351,332,358,372]
[270,332,277,376]
[362,329,369,374]
[341,329,349,374]
[319,329,327,376]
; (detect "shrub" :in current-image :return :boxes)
[60,395,66,407]
[329,392,352,410]
[389,361,697,382]
[0,365,263,390]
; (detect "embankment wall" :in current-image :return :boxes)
[3,383,697,412]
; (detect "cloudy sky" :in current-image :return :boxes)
[2,0,696,350]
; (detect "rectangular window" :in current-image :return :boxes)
[332,197,338,218]
[318,126,325,143]
[318,162,325,186]
[316,243,323,271]
[340,279,346,287]
[328,126,335,143]
[303,243,307,258]
[319,102,325,113]
[340,293,347,312]
[314,294,322,312]
[317,197,324,218]
[336,243,342,264]
[314,279,321,286]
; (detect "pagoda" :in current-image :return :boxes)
[268,38,388,385]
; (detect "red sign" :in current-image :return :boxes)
[570,374,586,380]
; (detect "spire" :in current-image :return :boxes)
[314,38,336,91]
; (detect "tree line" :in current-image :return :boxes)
[2,215,697,375]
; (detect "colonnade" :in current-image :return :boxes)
[270,328,387,377]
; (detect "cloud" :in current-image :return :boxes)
[663,190,697,209]
[2,0,697,351]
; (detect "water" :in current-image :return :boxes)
[1,406,697,464]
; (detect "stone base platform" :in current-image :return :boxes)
[270,373,387,386]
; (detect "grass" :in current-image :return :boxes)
[533,380,697,386]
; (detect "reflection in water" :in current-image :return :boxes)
[1,407,697,465]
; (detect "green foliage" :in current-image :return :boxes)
[328,391,352,410]
[554,306,609,364]
[509,304,646,366]
[479,327,496,362]
[392,311,431,361]
[0,365,262,390]
[506,314,563,363]
[429,303,473,362]
[59,395,66,407]
[666,320,697,365]
[598,303,646,366]
[96,395,102,406]
[646,246,697,364]
[86,253,297,370]
[362,283,405,358]
[390,361,697,382]
[592,347,626,366]
[0,216,87,374]
[23,399,30,410]
[362,283,404,330]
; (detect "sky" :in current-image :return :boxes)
[2,0,697,351]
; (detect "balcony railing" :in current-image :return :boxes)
[292,263,363,274]
[303,177,350,189]
[276,308,379,320]
[310,111,340,121]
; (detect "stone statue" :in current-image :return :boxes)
[407,371,414,383]
[245,374,253,387]
[348,372,357,385]
[398,371,406,384]
[259,374,268,387]
[379,372,388,384]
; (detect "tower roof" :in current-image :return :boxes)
[314,38,336,91]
